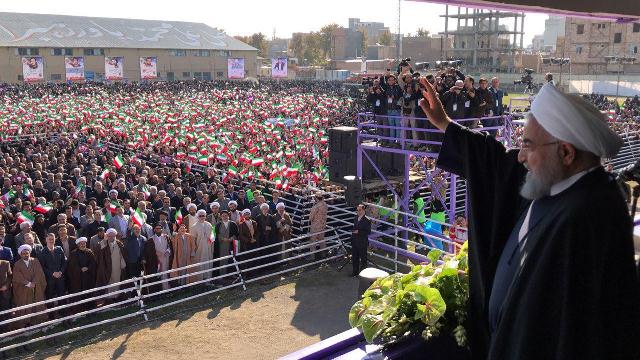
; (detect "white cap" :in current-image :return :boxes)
[276,202,285,210]
[210,202,220,209]
[196,209,207,217]
[20,222,31,230]
[530,83,623,158]
[187,203,197,211]
[109,189,118,195]
[228,200,238,207]
[76,237,88,244]
[18,244,32,254]
[260,203,269,210]
[242,209,252,215]
[106,228,118,236]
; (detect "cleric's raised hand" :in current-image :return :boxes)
[418,77,451,131]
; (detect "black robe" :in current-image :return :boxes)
[436,122,640,360]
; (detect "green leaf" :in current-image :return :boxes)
[361,314,386,342]
[427,249,442,264]
[349,301,368,328]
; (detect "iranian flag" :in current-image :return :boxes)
[198,154,209,166]
[108,201,118,215]
[0,189,16,204]
[209,225,216,244]
[216,153,228,163]
[131,208,145,227]
[16,211,35,226]
[113,154,125,169]
[251,157,264,167]
[22,185,35,202]
[274,177,283,189]
[100,168,111,180]
[228,165,238,176]
[174,209,183,225]
[141,185,151,199]
[285,149,295,158]
[320,136,328,144]
[34,203,53,214]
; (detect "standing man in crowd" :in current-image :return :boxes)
[417,77,639,359]
[309,193,328,260]
[350,204,371,277]
[67,236,97,310]
[38,233,67,315]
[12,244,47,329]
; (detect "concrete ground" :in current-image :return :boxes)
[21,265,360,360]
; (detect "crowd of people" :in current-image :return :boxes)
[0,79,363,332]
[582,93,640,136]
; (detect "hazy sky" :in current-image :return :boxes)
[2,0,548,46]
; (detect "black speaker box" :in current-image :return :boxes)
[328,151,357,184]
[328,126,357,154]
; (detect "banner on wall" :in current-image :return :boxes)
[271,57,288,78]
[22,56,44,82]
[139,56,157,79]
[64,56,85,81]
[227,58,245,79]
[105,57,124,80]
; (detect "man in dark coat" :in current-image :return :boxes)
[351,204,371,277]
[255,203,278,269]
[38,233,67,305]
[67,237,97,311]
[417,78,639,359]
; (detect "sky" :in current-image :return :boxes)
[1,0,548,46]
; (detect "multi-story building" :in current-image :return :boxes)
[556,18,640,75]
[402,35,452,63]
[348,18,391,46]
[0,12,258,83]
[542,16,565,52]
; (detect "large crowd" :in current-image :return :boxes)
[0,79,365,332]
[582,93,640,135]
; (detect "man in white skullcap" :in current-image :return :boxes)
[95,228,125,300]
[12,243,47,328]
[274,202,292,260]
[185,203,198,232]
[191,209,213,282]
[418,79,639,359]
[228,200,240,223]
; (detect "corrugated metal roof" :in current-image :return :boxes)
[0,12,257,51]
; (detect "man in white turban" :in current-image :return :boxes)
[12,243,47,328]
[191,209,213,282]
[417,79,638,360]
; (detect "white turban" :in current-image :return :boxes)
[210,202,220,209]
[18,244,32,254]
[260,203,269,210]
[242,209,251,215]
[109,189,118,195]
[187,203,197,211]
[196,209,207,217]
[106,228,117,236]
[228,200,238,207]
[76,237,88,244]
[276,202,285,210]
[20,222,31,230]
[530,84,623,158]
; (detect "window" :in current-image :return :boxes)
[614,32,622,44]
[169,49,187,56]
[597,23,606,29]
[632,45,638,54]
[50,74,62,81]
[194,72,203,80]
[167,72,175,81]
[83,48,104,56]
[576,24,584,35]
[216,71,224,77]
[193,50,210,57]
[52,48,73,56]
[182,72,191,78]
[203,72,212,80]
[215,50,231,57]
[634,23,640,33]
[17,48,39,55]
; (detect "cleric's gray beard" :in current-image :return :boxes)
[519,156,564,200]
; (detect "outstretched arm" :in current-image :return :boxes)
[418,77,452,132]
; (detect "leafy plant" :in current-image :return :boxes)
[349,242,469,346]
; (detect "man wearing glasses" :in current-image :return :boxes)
[417,80,639,360]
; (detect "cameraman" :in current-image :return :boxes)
[477,78,497,135]
[462,76,481,128]
[381,72,404,146]
[441,79,467,120]
[365,77,388,144]
[545,73,555,86]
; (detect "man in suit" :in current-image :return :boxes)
[0,258,11,329]
[0,225,13,262]
[108,206,129,240]
[38,233,67,317]
[124,224,145,281]
[351,204,371,277]
[155,196,176,224]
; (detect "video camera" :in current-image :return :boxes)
[514,68,534,88]
[361,76,377,87]
[615,159,640,215]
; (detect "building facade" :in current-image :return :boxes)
[0,12,258,83]
[557,18,640,75]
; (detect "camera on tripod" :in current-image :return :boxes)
[514,68,534,86]
[615,159,640,217]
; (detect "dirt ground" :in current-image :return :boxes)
[25,265,360,360]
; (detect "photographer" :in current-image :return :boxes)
[365,78,388,144]
[462,76,481,127]
[477,78,497,134]
[441,79,467,120]
[381,71,404,146]
[545,73,555,86]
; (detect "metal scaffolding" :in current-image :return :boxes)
[440,5,525,71]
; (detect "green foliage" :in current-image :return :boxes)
[348,241,469,346]
[378,31,392,46]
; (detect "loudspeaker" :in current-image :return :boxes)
[329,126,357,154]
[344,176,363,208]
[329,151,357,184]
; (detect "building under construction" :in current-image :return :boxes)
[440,7,525,71]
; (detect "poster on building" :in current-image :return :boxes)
[105,57,124,80]
[64,56,85,81]
[139,56,157,79]
[22,56,44,82]
[227,58,245,79]
[271,57,288,78]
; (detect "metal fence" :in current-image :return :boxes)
[0,229,344,353]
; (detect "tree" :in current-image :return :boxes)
[358,29,368,58]
[290,33,305,59]
[250,33,268,58]
[378,31,392,46]
[416,27,430,37]
[320,23,341,59]
[303,32,326,66]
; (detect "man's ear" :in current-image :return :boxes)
[558,142,576,166]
